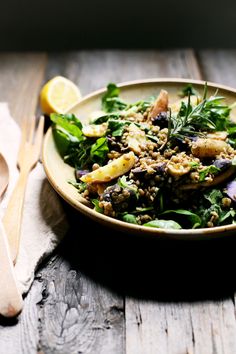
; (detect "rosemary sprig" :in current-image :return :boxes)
[168,83,230,141]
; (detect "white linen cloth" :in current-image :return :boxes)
[0,103,68,294]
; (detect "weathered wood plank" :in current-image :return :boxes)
[125,50,236,354]
[197,50,236,87]
[37,255,124,354]
[1,50,236,354]
[36,49,201,354]
[44,49,201,95]
[0,53,47,123]
[197,50,236,353]
[126,299,236,354]
[0,53,46,354]
[0,277,42,354]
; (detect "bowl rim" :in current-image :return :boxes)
[42,77,236,237]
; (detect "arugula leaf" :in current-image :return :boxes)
[199,165,220,182]
[161,209,201,228]
[144,219,182,229]
[105,98,127,113]
[107,118,141,136]
[102,83,119,102]
[69,180,87,193]
[200,204,222,227]
[226,121,236,147]
[179,84,199,97]
[197,188,236,227]
[51,113,83,128]
[227,124,236,135]
[51,113,84,156]
[127,97,156,113]
[195,188,236,227]
[52,128,72,156]
[204,189,223,204]
[189,161,200,169]
[51,113,83,139]
[220,209,236,223]
[92,199,103,213]
[90,137,109,165]
[122,214,138,224]
[92,113,120,124]
[61,133,108,170]
[108,119,127,136]
[64,140,91,168]
[203,96,231,130]
[50,112,85,162]
[227,138,236,148]
[101,83,155,114]
[102,83,127,112]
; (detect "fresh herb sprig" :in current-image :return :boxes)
[168,83,232,141]
[50,113,109,169]
[102,83,155,114]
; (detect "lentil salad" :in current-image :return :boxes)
[50,83,236,230]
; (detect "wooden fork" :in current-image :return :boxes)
[0,222,23,316]
[3,115,44,264]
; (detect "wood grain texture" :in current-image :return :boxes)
[0,221,23,317]
[0,277,41,354]
[36,48,201,354]
[1,50,236,354]
[198,50,236,88]
[126,299,236,354]
[0,53,46,353]
[0,53,47,123]
[45,49,201,95]
[37,256,124,354]
[125,50,236,354]
[3,115,44,263]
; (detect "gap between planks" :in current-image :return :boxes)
[0,49,229,354]
[124,49,236,354]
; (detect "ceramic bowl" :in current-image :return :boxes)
[42,78,236,240]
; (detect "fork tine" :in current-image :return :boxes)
[17,116,28,164]
[28,116,36,144]
[19,116,28,145]
[33,115,45,158]
[4,114,45,263]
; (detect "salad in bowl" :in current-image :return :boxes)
[47,81,236,231]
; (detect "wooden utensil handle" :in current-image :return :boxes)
[3,168,30,263]
[0,221,23,317]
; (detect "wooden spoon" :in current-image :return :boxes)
[0,153,9,199]
[0,153,23,317]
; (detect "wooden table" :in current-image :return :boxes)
[1,50,236,354]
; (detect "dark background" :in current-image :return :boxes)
[1,0,236,50]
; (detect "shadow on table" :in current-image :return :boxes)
[59,204,236,302]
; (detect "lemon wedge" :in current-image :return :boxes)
[40,76,81,115]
